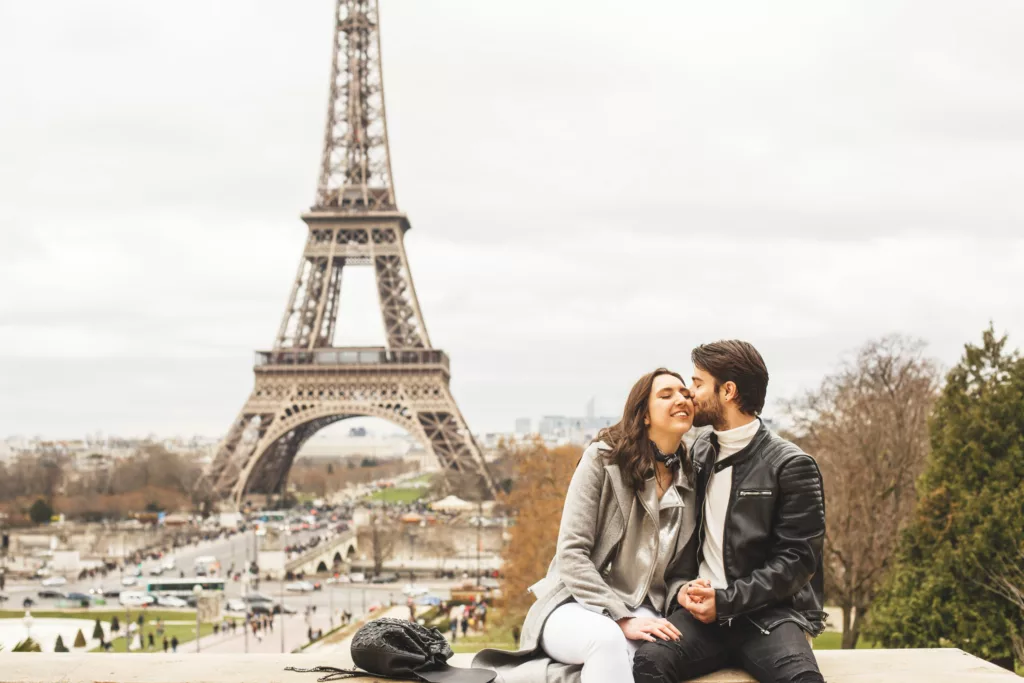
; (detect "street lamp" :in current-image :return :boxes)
[193,584,203,653]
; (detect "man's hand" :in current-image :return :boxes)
[685,584,717,623]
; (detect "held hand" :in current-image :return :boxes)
[685,585,717,624]
[617,616,682,643]
[677,579,712,608]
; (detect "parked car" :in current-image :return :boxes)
[149,566,165,576]
[0,593,9,603]
[225,599,247,613]
[119,591,155,607]
[369,572,399,584]
[154,594,187,608]
[121,576,137,587]
[285,581,316,592]
[248,601,295,616]
[103,588,122,598]
[66,592,92,606]
[402,583,428,597]
[37,589,67,599]
[162,558,176,571]
[41,576,67,587]
[22,597,35,608]
[349,572,366,583]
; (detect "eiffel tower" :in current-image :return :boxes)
[206,0,497,507]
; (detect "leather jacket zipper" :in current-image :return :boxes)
[693,448,717,568]
[747,616,770,635]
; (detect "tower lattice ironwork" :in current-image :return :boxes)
[206,0,497,506]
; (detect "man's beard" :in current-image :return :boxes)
[692,394,725,430]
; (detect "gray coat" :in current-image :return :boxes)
[473,442,697,683]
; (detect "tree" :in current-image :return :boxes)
[92,619,104,641]
[864,327,1024,669]
[368,508,400,575]
[979,543,1024,665]
[110,615,120,633]
[784,335,940,648]
[74,629,87,648]
[500,440,580,620]
[28,498,53,524]
[54,635,68,652]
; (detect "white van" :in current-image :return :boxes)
[119,591,155,607]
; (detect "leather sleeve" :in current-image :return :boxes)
[556,447,632,621]
[715,454,825,620]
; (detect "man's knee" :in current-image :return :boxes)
[770,651,823,683]
[632,640,685,683]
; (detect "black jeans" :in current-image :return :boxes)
[633,609,824,683]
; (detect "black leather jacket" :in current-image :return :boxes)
[674,421,827,636]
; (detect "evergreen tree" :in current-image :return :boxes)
[28,498,53,525]
[92,619,104,641]
[12,638,41,652]
[74,629,87,648]
[110,615,120,633]
[865,327,1024,667]
[54,635,68,652]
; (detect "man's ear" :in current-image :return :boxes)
[720,381,738,404]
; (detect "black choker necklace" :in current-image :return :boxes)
[651,441,683,472]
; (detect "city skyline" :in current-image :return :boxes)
[2,0,1023,438]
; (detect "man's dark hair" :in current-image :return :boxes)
[691,340,769,416]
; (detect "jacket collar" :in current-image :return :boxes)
[604,457,693,523]
[708,418,771,473]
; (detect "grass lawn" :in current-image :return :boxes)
[367,487,426,504]
[91,622,218,652]
[0,609,239,653]
[449,610,517,654]
[811,631,877,650]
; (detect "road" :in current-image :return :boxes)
[3,531,450,623]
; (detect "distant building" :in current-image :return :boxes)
[538,414,617,444]
[514,418,532,435]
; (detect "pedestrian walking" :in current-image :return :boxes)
[170,636,178,653]
[147,632,154,650]
[162,636,168,653]
[460,613,468,638]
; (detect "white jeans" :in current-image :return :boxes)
[540,602,660,683]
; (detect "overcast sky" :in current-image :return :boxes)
[2,0,1023,439]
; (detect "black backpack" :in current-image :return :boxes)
[287,617,496,683]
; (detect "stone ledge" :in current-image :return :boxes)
[0,648,1018,683]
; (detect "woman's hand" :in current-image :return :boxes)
[616,616,682,642]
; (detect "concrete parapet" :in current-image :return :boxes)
[0,648,1020,683]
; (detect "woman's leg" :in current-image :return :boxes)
[540,602,651,683]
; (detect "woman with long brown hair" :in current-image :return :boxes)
[474,369,701,683]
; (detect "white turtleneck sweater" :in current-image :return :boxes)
[698,418,761,589]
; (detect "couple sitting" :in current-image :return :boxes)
[474,340,827,683]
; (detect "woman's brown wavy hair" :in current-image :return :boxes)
[595,368,694,492]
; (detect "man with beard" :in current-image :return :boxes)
[632,340,827,683]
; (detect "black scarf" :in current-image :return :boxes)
[651,440,684,473]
